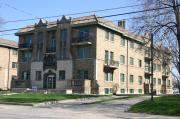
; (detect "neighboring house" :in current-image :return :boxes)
[0,38,18,90]
[15,15,172,94]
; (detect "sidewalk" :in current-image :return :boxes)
[34,95,129,107]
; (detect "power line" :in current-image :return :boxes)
[1,4,143,24]
[0,11,170,36]
[3,2,42,20]
[0,5,174,33]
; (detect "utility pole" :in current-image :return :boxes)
[150,33,154,102]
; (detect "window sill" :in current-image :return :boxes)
[105,81,113,82]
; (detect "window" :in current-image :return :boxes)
[78,70,88,79]
[78,29,89,42]
[130,89,134,94]
[129,41,134,49]
[60,29,67,60]
[145,76,150,83]
[105,88,109,94]
[104,72,113,81]
[158,79,161,85]
[110,52,114,61]
[138,76,143,85]
[129,57,134,65]
[25,35,32,44]
[105,31,109,40]
[120,38,125,46]
[130,75,134,84]
[12,75,17,80]
[168,80,170,86]
[137,44,143,51]
[121,89,125,93]
[120,73,125,82]
[61,29,67,41]
[48,31,56,51]
[12,50,17,55]
[12,62,18,68]
[104,88,113,94]
[153,78,156,85]
[22,71,30,80]
[60,47,67,60]
[138,89,142,94]
[120,55,125,64]
[110,32,114,41]
[105,31,114,41]
[59,70,65,80]
[105,50,109,64]
[36,71,41,81]
[37,32,43,50]
[22,51,31,62]
[78,47,90,59]
[157,64,161,71]
[153,63,156,72]
[138,59,142,67]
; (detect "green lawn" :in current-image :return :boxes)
[129,95,180,116]
[0,93,98,103]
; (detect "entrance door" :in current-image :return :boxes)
[44,75,56,89]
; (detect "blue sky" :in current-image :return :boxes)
[0,0,140,42]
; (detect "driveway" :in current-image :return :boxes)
[0,96,179,119]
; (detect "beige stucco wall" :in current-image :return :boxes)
[0,47,17,90]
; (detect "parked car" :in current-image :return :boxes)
[173,88,179,94]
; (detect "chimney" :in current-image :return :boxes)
[118,20,126,29]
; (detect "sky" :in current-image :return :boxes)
[0,0,140,42]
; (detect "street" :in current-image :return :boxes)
[0,96,179,119]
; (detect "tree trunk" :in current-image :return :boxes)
[173,0,180,74]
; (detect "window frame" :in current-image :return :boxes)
[59,70,66,80]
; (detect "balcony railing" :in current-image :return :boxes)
[104,60,119,69]
[162,70,170,77]
[46,47,56,53]
[67,79,91,87]
[19,43,32,49]
[21,57,31,62]
[72,36,92,45]
[145,48,151,59]
[68,79,84,87]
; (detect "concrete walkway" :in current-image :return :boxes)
[0,96,179,119]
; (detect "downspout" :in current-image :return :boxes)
[7,48,10,90]
[126,38,129,94]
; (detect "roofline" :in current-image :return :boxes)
[0,44,18,49]
[15,19,146,43]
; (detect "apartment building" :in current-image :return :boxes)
[15,15,172,94]
[0,38,18,90]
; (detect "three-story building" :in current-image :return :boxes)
[15,15,172,94]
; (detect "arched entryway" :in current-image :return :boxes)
[43,70,56,89]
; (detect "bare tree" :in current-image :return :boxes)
[132,0,180,92]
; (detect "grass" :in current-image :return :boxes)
[0,93,98,104]
[129,95,180,116]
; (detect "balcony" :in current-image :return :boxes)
[18,43,32,50]
[71,36,92,46]
[104,60,119,69]
[67,79,91,94]
[145,48,151,60]
[162,70,169,78]
[21,57,31,63]
[145,66,152,76]
[45,47,56,54]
